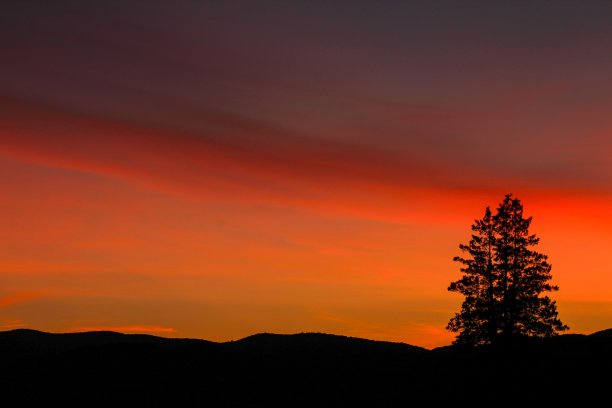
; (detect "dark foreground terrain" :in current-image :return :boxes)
[2,329,611,406]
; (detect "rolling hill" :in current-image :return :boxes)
[1,329,610,405]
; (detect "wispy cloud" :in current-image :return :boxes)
[0,291,46,308]
[0,318,26,330]
[69,325,176,335]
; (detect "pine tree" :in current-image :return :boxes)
[447,194,567,345]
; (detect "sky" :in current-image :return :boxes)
[1,1,612,348]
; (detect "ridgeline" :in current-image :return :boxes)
[2,329,611,405]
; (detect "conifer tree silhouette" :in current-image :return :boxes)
[448,194,567,345]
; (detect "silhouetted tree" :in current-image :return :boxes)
[448,194,567,345]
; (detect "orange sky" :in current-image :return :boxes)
[1,2,612,348]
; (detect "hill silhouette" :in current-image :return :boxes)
[2,329,611,405]
[590,328,612,338]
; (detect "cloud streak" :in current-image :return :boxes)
[0,291,47,308]
[1,95,609,228]
[69,326,176,334]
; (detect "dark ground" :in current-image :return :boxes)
[1,329,611,406]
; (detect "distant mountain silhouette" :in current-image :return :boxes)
[590,328,612,338]
[231,332,427,353]
[2,329,611,405]
[0,328,210,357]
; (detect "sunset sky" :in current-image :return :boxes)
[1,1,612,348]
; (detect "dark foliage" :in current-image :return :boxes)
[448,194,567,345]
